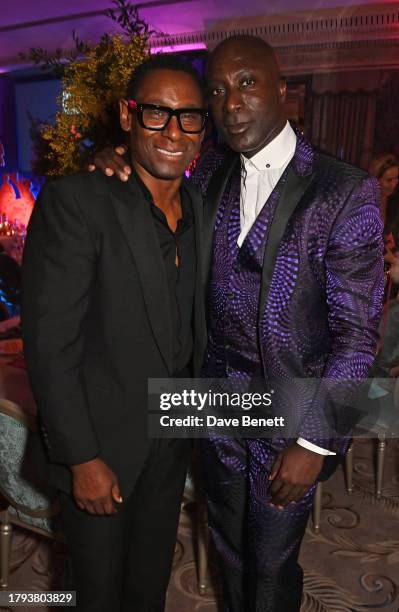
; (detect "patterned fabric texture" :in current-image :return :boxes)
[193,133,385,609]
[1,439,399,612]
[196,135,384,454]
[0,412,58,532]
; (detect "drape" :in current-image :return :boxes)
[311,91,377,170]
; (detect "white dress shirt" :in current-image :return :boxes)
[238,121,335,457]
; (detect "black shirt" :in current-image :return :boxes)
[135,174,196,375]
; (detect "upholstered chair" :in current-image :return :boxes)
[0,398,61,588]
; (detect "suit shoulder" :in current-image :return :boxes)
[36,171,119,221]
[44,169,114,198]
[191,144,235,194]
[314,151,370,187]
[311,151,380,219]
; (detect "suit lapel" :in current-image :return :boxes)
[111,175,173,374]
[258,165,315,316]
[203,153,239,290]
[181,180,207,374]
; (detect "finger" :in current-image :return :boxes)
[270,483,293,506]
[111,483,123,504]
[103,496,117,515]
[83,501,97,515]
[275,484,301,507]
[115,145,128,156]
[88,164,96,172]
[268,502,285,511]
[91,500,106,515]
[293,484,312,503]
[109,161,129,181]
[75,499,85,511]
[277,483,307,506]
[267,469,283,507]
[269,454,283,481]
[268,471,284,496]
[108,151,131,178]
[93,149,127,177]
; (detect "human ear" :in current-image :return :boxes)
[279,79,287,103]
[119,100,131,133]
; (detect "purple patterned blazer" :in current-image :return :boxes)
[192,133,384,456]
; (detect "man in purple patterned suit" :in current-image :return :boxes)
[187,34,382,611]
[92,35,383,612]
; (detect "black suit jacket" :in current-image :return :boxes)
[22,170,206,496]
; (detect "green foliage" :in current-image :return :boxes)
[21,1,151,176]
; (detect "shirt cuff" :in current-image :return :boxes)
[297,438,336,456]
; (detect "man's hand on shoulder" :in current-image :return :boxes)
[71,457,123,515]
[88,145,131,181]
[268,444,324,509]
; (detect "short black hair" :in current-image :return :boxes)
[126,53,205,102]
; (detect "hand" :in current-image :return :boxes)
[388,258,399,283]
[384,248,397,266]
[88,145,131,181]
[71,457,123,515]
[268,444,324,508]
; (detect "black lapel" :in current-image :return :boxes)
[110,175,173,374]
[259,166,315,316]
[202,153,239,290]
[181,179,207,374]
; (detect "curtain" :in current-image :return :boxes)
[374,71,399,158]
[311,91,377,170]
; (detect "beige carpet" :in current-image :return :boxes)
[1,438,398,611]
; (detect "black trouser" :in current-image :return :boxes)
[59,439,189,612]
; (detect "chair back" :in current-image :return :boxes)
[0,398,59,534]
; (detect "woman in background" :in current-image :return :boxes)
[369,154,399,378]
[369,154,399,268]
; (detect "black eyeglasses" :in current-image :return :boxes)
[127,100,208,134]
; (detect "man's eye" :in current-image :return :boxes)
[147,109,168,120]
[240,78,255,88]
[210,87,224,97]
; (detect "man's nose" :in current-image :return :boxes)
[223,89,243,114]
[162,115,182,140]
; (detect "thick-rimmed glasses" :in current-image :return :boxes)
[127,100,208,134]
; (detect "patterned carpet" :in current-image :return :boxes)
[1,438,398,611]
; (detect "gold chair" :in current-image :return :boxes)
[183,444,209,595]
[312,444,354,534]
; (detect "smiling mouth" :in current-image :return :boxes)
[155,148,184,158]
[225,122,251,135]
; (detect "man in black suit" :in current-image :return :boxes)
[22,55,207,612]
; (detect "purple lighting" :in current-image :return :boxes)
[150,42,207,54]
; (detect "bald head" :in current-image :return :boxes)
[207,35,282,83]
[205,34,287,157]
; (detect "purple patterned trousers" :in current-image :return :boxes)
[201,436,316,611]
